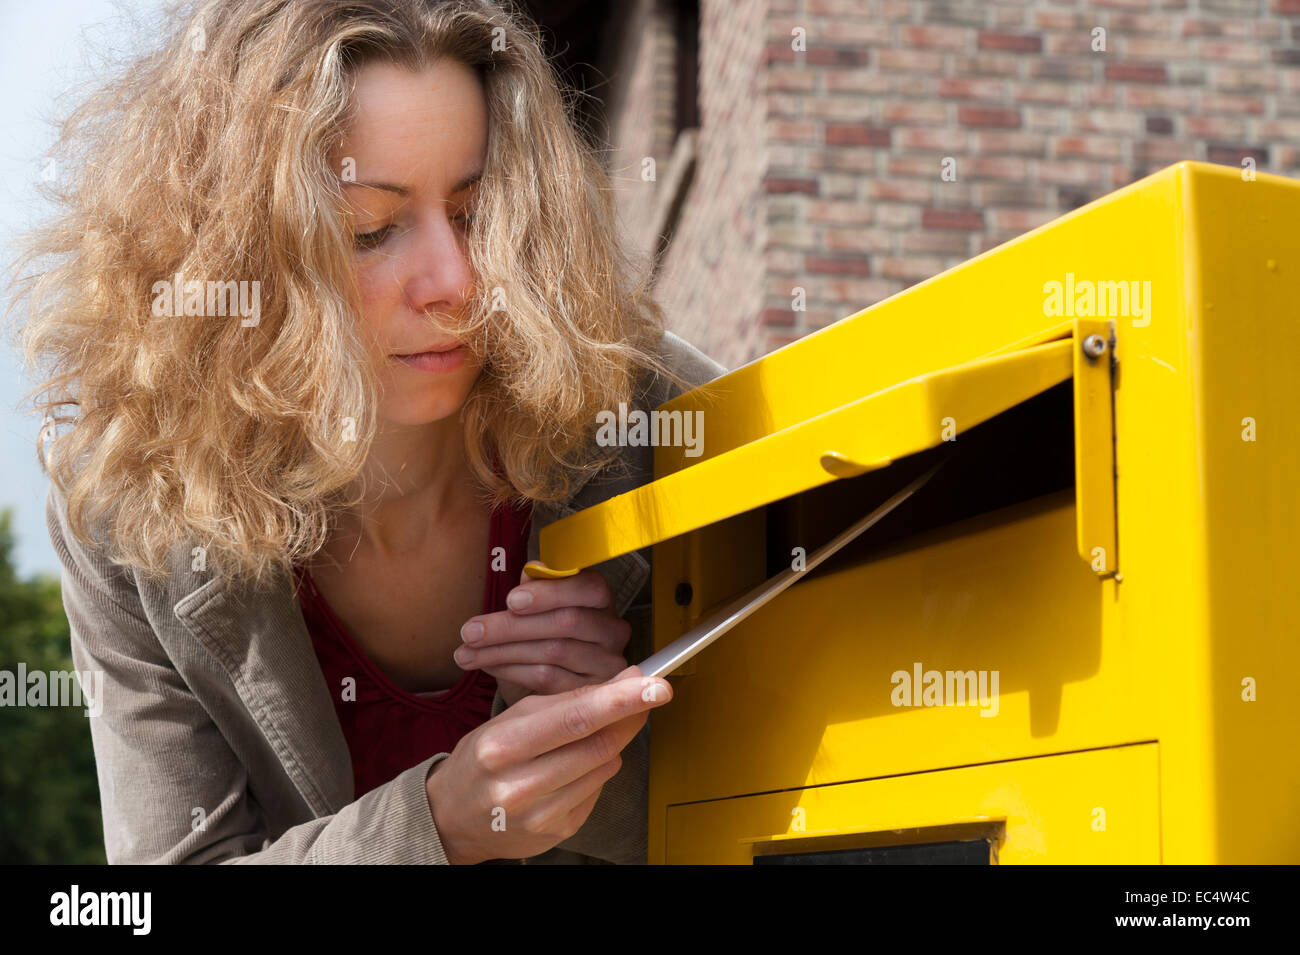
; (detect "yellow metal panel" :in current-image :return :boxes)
[649,494,1151,806]
[539,339,1072,574]
[661,744,1160,864]
[1165,163,1300,862]
[1073,317,1118,575]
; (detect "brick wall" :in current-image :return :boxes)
[601,0,1300,370]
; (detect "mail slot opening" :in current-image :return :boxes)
[764,379,1075,577]
[753,839,993,865]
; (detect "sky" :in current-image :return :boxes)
[0,0,168,579]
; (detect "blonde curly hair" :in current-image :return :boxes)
[6,0,687,592]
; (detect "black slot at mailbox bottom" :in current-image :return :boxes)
[753,839,992,865]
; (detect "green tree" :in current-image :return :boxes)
[0,505,107,863]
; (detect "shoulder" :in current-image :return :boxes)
[559,331,724,514]
[636,329,728,411]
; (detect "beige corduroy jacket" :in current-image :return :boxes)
[47,330,725,865]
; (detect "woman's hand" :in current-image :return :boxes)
[455,567,633,706]
[425,666,672,864]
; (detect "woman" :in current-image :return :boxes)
[10,0,724,864]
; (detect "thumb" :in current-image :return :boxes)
[605,664,644,684]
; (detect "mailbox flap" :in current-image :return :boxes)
[534,336,1073,576]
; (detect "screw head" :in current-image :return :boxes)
[1082,334,1108,359]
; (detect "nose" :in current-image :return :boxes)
[402,208,475,321]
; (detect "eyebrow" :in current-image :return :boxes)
[343,169,483,197]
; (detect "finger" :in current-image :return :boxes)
[495,670,669,761]
[480,663,588,696]
[462,606,631,653]
[514,756,619,842]
[504,568,613,615]
[505,710,643,806]
[462,639,625,679]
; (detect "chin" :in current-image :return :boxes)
[379,373,479,427]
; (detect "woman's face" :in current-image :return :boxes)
[336,58,488,428]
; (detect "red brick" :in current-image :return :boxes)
[1122,86,1197,110]
[902,231,971,255]
[974,183,1054,207]
[764,177,819,196]
[963,156,1031,180]
[1212,67,1281,92]
[866,179,932,202]
[1273,0,1300,13]
[805,47,871,67]
[824,69,892,93]
[823,229,894,253]
[813,149,880,173]
[1031,59,1093,81]
[901,25,968,49]
[1135,139,1195,163]
[1206,145,1270,166]
[881,101,948,124]
[886,155,943,177]
[898,127,970,151]
[878,256,946,281]
[1184,116,1248,139]
[807,201,874,224]
[974,131,1048,155]
[1035,161,1104,185]
[768,120,818,143]
[1105,63,1168,84]
[936,77,1006,99]
[1257,118,1300,138]
[1016,84,1073,105]
[1122,38,1189,61]
[977,31,1042,53]
[1053,136,1123,160]
[760,308,796,327]
[1034,11,1096,29]
[825,124,892,146]
[958,106,1022,128]
[950,54,1022,77]
[823,279,904,303]
[921,207,985,230]
[805,255,872,276]
[877,49,946,72]
[765,42,796,65]
[1200,40,1270,63]
[990,209,1055,232]
[768,67,817,91]
[1106,12,1179,34]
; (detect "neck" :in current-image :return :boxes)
[340,415,480,557]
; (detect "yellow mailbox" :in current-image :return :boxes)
[537,161,1300,864]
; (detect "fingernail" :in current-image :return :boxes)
[461,621,484,643]
[506,589,533,610]
[454,647,473,665]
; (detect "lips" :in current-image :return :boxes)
[393,344,469,374]
[393,341,463,357]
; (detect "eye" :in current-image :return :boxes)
[353,225,392,250]
[453,211,476,231]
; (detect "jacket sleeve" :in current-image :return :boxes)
[47,482,454,865]
[488,330,728,864]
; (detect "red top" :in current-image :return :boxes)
[293,498,533,798]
